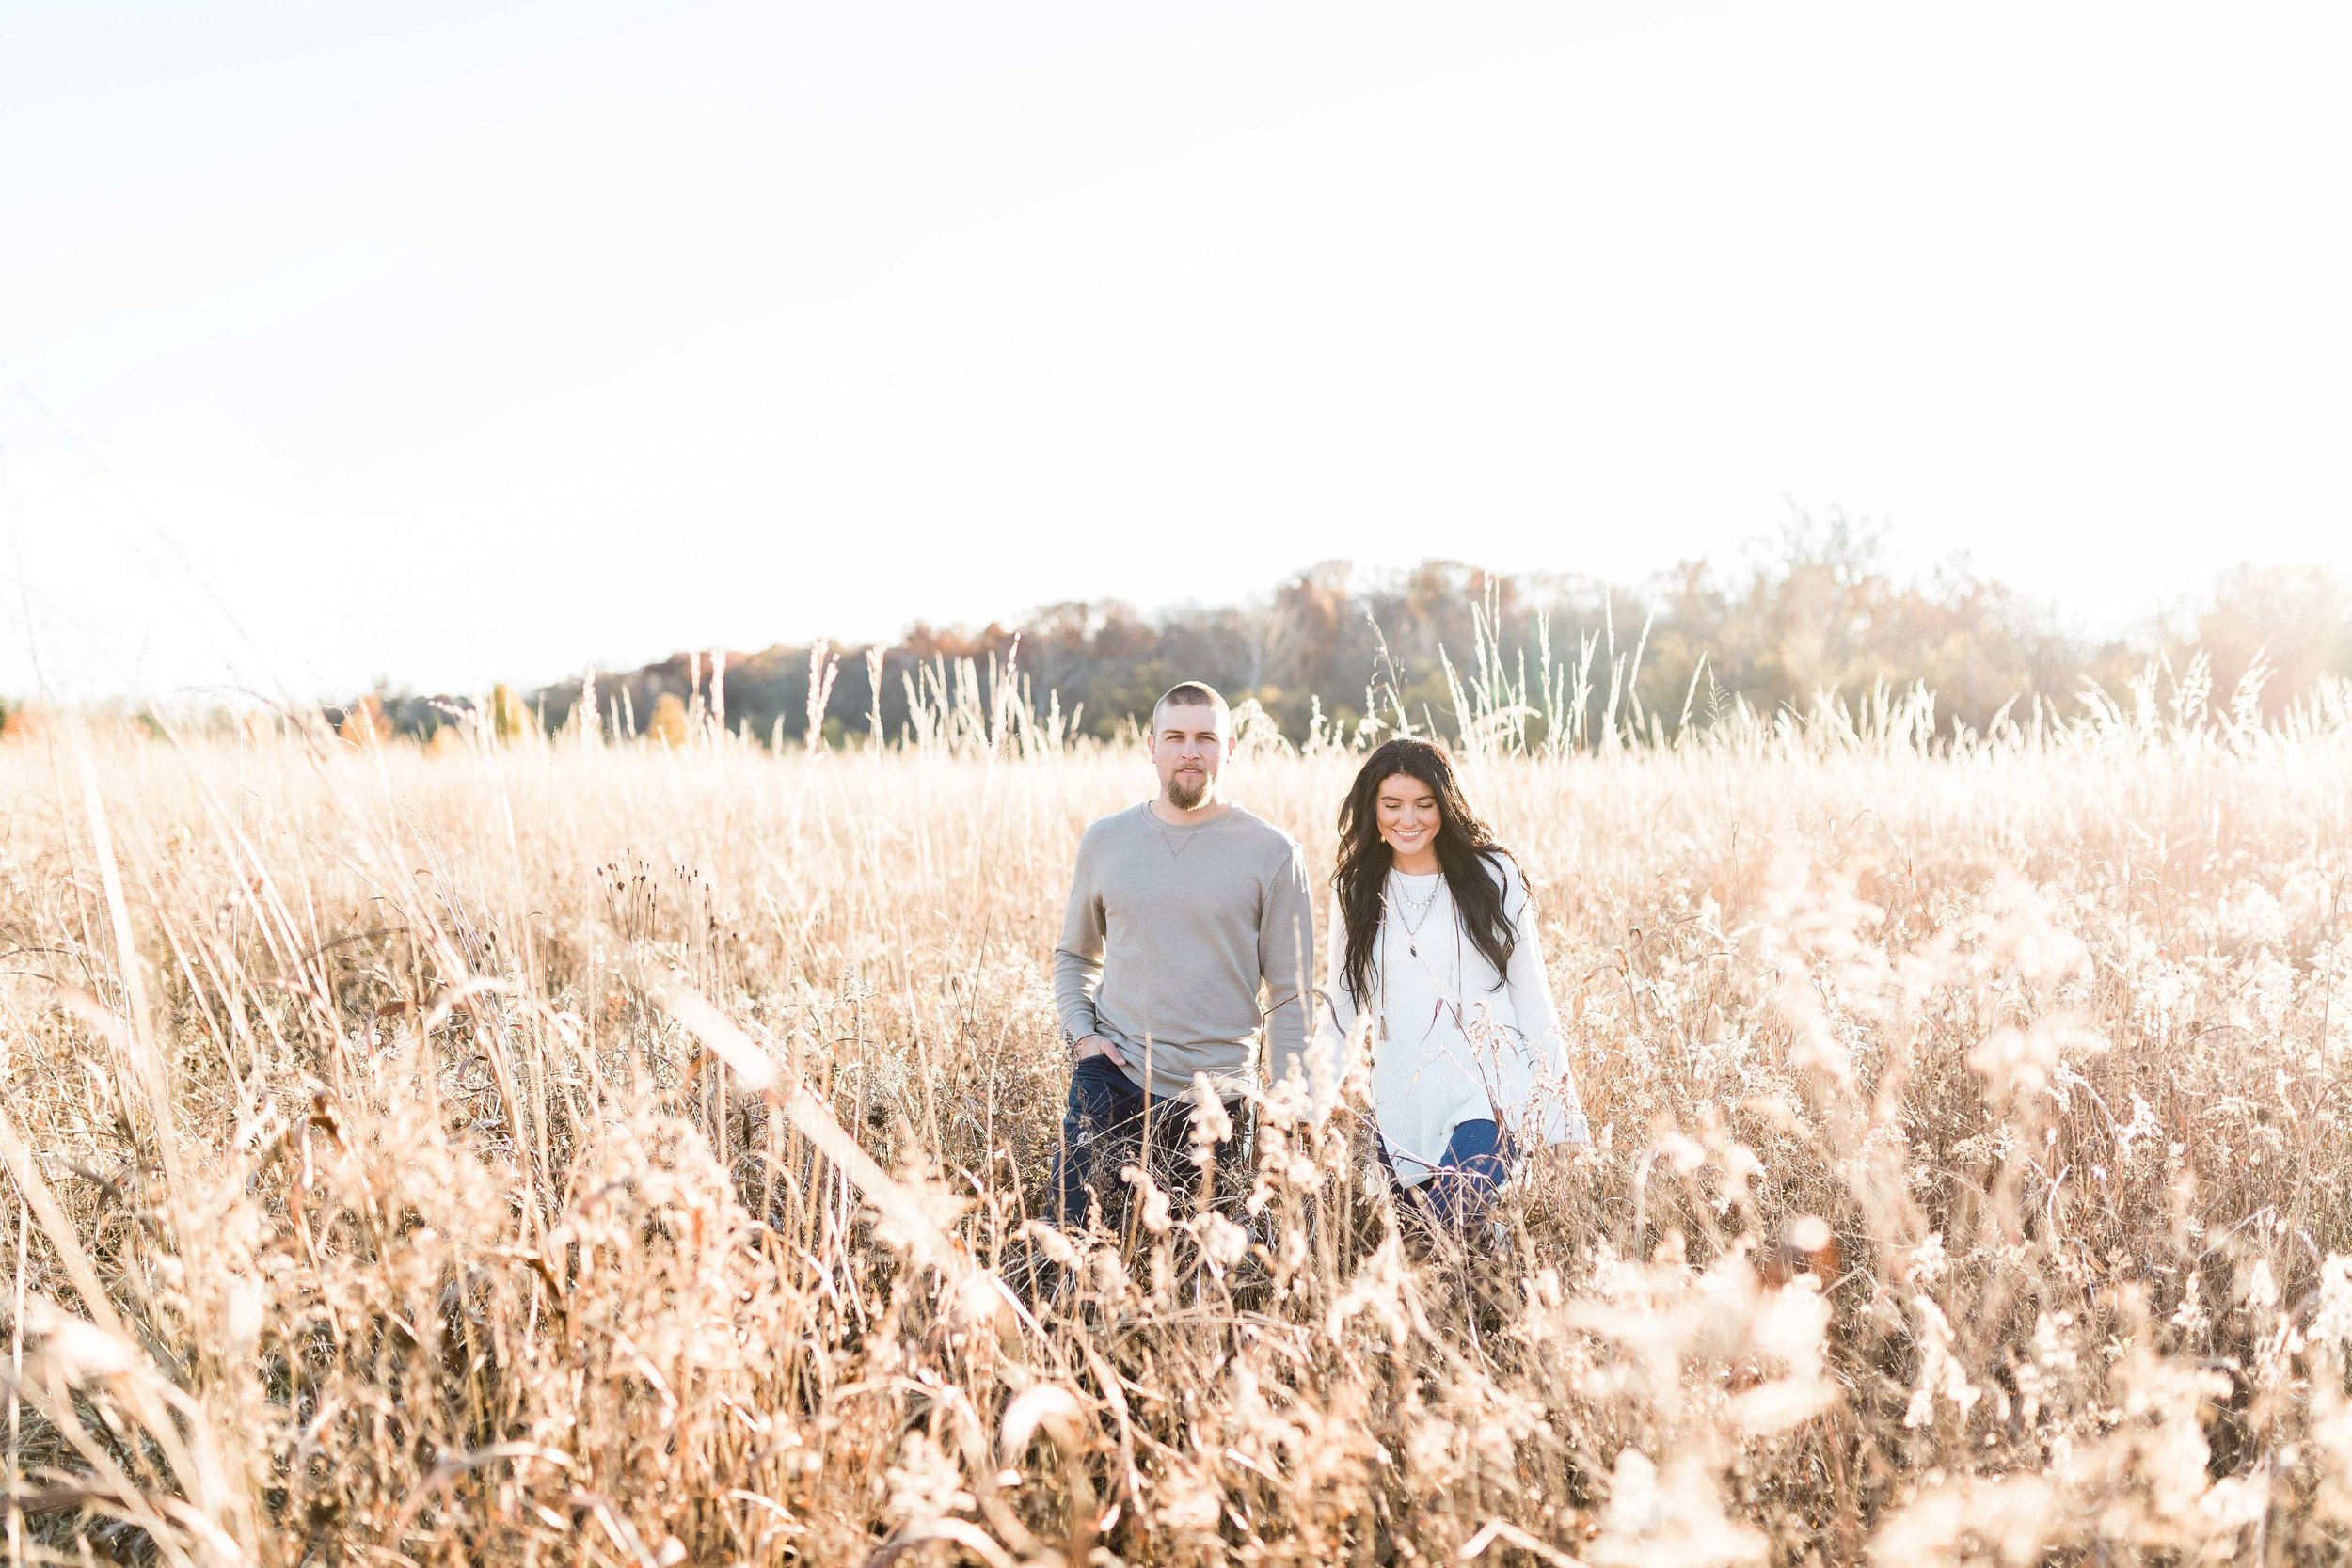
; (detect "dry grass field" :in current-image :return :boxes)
[6,683,2352,1566]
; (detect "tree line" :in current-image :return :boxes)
[358,521,2352,748]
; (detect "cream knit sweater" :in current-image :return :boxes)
[1315,856,1590,1184]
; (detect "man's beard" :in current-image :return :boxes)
[1165,770,1208,810]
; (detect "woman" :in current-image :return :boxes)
[1317,737,1589,1230]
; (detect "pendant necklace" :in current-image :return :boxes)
[1385,873,1466,1054]
[1389,872,1442,957]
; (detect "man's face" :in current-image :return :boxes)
[1149,702,1232,809]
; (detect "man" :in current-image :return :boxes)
[1050,681,1317,1231]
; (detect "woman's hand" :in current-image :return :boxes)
[1073,1033,1126,1068]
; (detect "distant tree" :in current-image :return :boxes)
[337,695,393,747]
[1267,561,1355,714]
[2193,563,2352,721]
[646,692,690,747]
[487,683,532,742]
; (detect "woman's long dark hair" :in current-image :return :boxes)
[1334,737,1519,1006]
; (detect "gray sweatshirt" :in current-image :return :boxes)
[1053,802,1316,1103]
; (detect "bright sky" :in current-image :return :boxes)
[4,0,2347,701]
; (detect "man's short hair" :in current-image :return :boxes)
[1152,681,1232,734]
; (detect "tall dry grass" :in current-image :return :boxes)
[4,685,2352,1565]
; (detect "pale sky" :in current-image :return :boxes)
[3,1,2347,701]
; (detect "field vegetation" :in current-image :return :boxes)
[5,659,2352,1564]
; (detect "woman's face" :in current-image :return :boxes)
[1374,771,1441,861]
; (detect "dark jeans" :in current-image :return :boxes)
[1051,1055,1253,1231]
[1392,1117,1514,1232]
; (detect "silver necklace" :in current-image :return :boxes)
[1388,872,1443,952]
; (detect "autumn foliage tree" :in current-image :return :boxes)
[487,683,532,742]
[2190,563,2352,721]
[645,692,690,747]
[336,695,393,747]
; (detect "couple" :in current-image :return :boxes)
[1050,680,1589,1241]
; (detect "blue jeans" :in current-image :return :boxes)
[1051,1055,1251,1229]
[1395,1117,1514,1231]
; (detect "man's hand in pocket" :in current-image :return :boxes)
[1073,1034,1126,1068]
